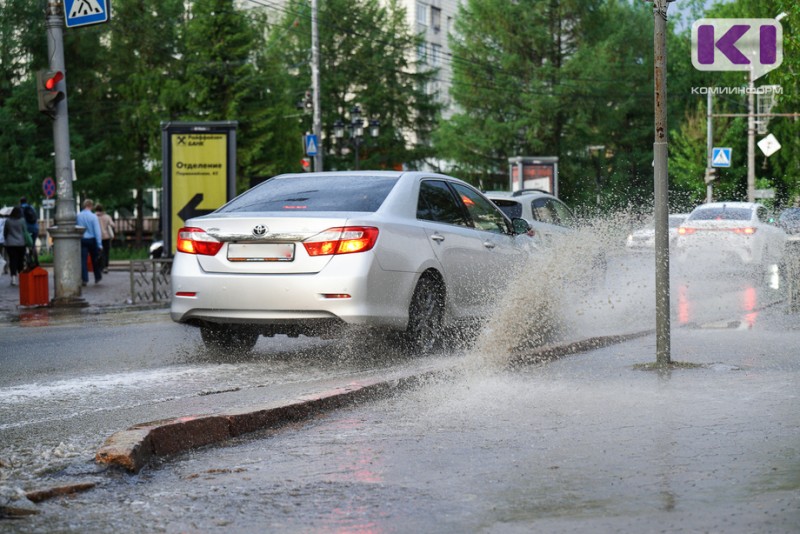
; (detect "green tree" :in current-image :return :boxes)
[274,0,440,171]
[182,0,301,189]
[0,0,57,207]
[65,0,188,244]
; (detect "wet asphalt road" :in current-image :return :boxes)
[1,252,798,532]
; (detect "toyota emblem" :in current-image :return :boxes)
[252,224,268,237]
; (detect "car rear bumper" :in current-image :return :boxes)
[170,252,415,330]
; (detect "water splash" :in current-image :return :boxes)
[464,210,637,372]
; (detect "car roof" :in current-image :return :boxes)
[693,202,759,210]
[484,191,558,201]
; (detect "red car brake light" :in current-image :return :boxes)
[678,227,695,235]
[733,227,757,235]
[176,227,223,256]
[303,227,379,256]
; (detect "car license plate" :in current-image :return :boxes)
[227,243,295,262]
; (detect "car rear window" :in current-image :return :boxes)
[218,175,399,213]
[688,207,751,221]
[490,199,523,219]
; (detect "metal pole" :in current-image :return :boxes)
[354,137,360,170]
[747,69,755,202]
[311,0,323,172]
[653,0,671,365]
[45,0,86,307]
[706,90,713,203]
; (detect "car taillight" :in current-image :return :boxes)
[176,227,223,256]
[733,227,757,235]
[678,227,695,235]
[303,227,379,256]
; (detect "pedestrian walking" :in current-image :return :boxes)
[76,198,103,286]
[3,207,27,286]
[0,206,10,275]
[95,205,116,274]
[19,197,39,255]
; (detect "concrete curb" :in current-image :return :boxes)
[96,368,443,473]
[94,332,651,474]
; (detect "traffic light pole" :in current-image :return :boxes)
[45,1,86,307]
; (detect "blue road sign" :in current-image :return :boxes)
[712,147,732,168]
[64,0,110,28]
[305,134,319,156]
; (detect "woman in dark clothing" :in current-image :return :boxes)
[3,207,27,286]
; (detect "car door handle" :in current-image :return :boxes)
[483,241,496,249]
[431,233,445,242]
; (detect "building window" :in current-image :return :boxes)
[431,6,441,32]
[416,2,428,26]
[430,43,441,66]
[417,42,428,64]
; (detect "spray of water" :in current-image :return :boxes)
[464,210,639,372]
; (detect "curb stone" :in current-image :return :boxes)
[95,333,650,474]
[96,369,441,473]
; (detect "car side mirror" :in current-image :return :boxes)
[512,217,531,235]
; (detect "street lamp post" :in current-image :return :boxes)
[334,106,379,170]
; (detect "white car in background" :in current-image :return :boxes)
[675,202,785,268]
[485,190,577,248]
[170,171,531,352]
[626,213,689,251]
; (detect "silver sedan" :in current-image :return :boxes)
[170,171,531,352]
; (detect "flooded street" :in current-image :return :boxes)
[1,237,798,532]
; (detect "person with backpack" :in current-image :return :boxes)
[19,197,39,252]
[3,207,27,286]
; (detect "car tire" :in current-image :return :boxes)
[404,275,445,355]
[200,325,259,352]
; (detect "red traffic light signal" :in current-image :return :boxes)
[301,157,311,172]
[36,70,65,116]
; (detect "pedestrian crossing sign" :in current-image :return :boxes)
[711,147,732,168]
[64,0,110,28]
[304,134,318,156]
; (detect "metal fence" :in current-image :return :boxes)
[129,259,172,304]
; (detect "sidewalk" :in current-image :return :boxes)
[0,260,168,321]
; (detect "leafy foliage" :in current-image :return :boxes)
[273,0,441,171]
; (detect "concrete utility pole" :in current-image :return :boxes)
[747,69,756,202]
[706,91,713,203]
[653,0,672,365]
[44,1,86,307]
[311,0,323,172]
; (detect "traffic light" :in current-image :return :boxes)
[36,70,65,117]
[301,157,311,172]
[704,168,717,184]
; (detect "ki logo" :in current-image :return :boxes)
[691,19,783,80]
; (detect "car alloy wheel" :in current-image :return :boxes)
[405,275,445,355]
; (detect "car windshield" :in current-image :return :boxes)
[218,175,399,213]
[490,199,523,219]
[688,207,751,221]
